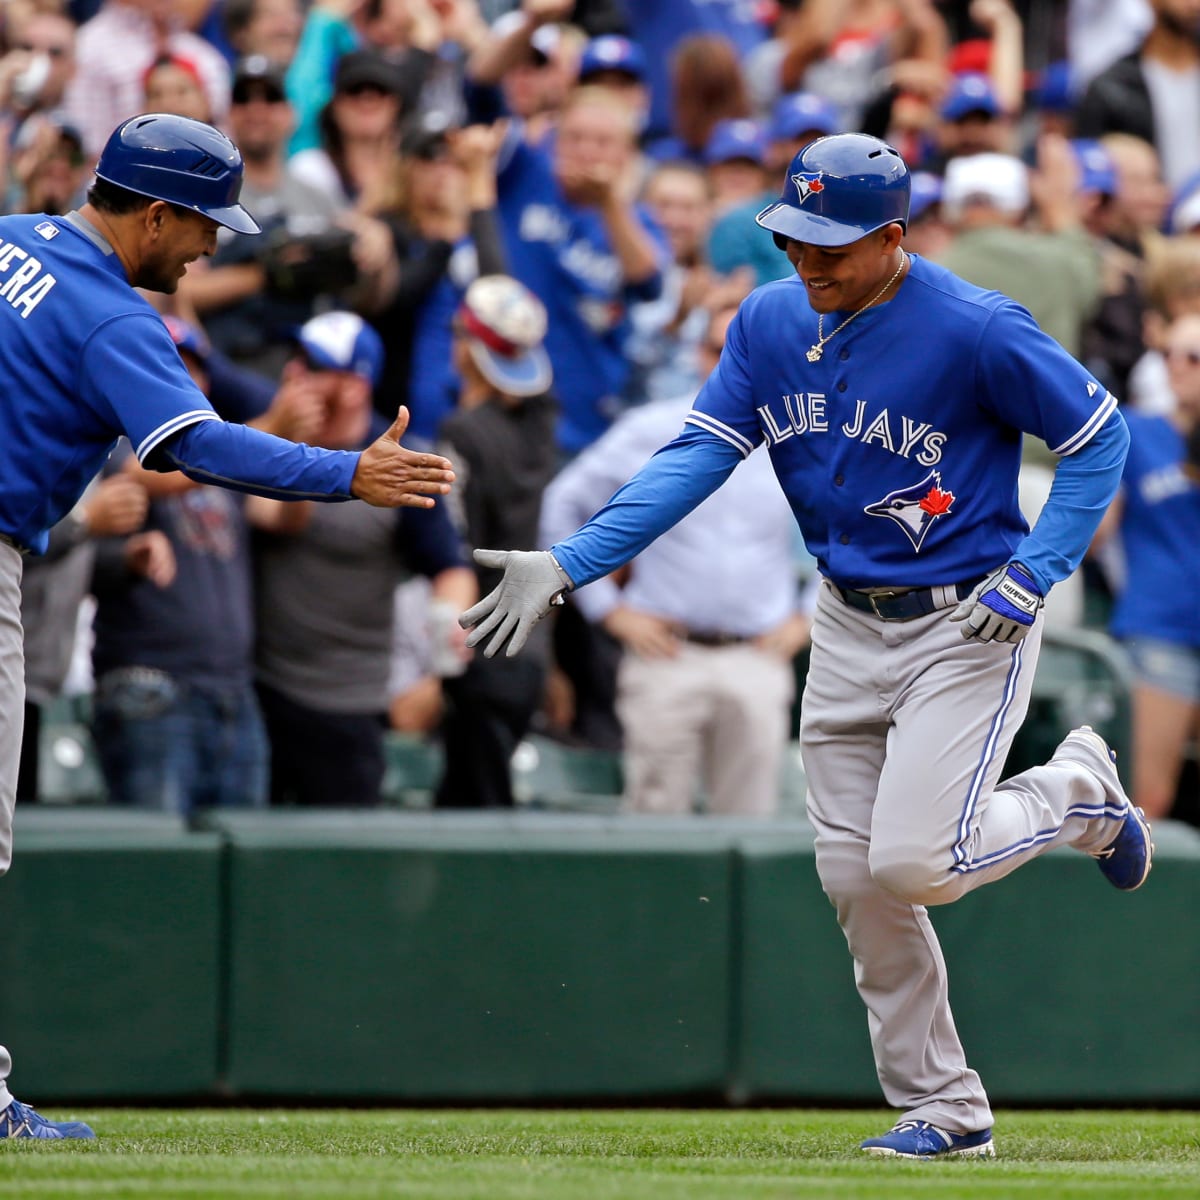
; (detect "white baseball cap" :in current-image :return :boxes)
[457,275,552,397]
[942,153,1029,220]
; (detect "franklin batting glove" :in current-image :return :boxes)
[950,561,1044,644]
[459,549,574,658]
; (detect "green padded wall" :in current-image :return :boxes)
[0,813,222,1099]
[215,813,734,1098]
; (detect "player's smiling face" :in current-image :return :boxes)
[137,205,219,294]
[784,224,904,314]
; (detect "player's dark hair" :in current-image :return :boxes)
[87,177,192,221]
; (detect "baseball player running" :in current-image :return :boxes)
[460,133,1154,1159]
[0,113,454,1139]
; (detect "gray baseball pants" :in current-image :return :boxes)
[0,541,26,1111]
[801,581,1127,1133]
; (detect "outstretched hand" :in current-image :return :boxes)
[351,406,455,508]
[458,548,574,658]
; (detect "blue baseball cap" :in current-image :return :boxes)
[704,119,766,167]
[908,171,943,222]
[162,315,210,363]
[1071,139,1117,197]
[941,73,1001,121]
[295,311,384,385]
[768,92,840,142]
[578,35,647,83]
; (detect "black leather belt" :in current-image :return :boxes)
[682,629,753,647]
[834,579,981,622]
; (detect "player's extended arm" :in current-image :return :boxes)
[951,412,1129,642]
[153,407,454,508]
[460,426,743,657]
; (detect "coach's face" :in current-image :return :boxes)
[135,203,219,294]
[784,224,905,314]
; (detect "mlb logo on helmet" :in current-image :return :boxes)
[792,171,825,203]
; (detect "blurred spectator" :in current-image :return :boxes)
[367,118,507,440]
[648,33,751,165]
[769,0,947,132]
[933,70,1016,165]
[178,55,359,379]
[539,304,811,817]
[1068,0,1153,90]
[4,114,89,214]
[1031,60,1077,140]
[90,317,271,816]
[1076,0,1200,189]
[575,32,649,129]
[0,6,77,132]
[290,48,407,210]
[496,84,668,455]
[285,0,489,156]
[935,141,1100,361]
[611,0,765,142]
[434,275,558,808]
[141,53,213,122]
[1128,235,1200,413]
[222,0,303,65]
[903,167,950,258]
[628,160,749,405]
[702,118,767,216]
[248,312,475,808]
[465,1,579,147]
[64,0,231,157]
[708,90,839,287]
[16,474,150,804]
[1074,137,1149,398]
[1091,309,1200,820]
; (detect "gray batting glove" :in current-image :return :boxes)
[459,549,575,658]
[950,562,1044,643]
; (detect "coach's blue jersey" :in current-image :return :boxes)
[1110,412,1200,647]
[497,137,667,454]
[688,254,1118,589]
[0,212,220,553]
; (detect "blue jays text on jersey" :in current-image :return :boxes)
[685,253,1121,589]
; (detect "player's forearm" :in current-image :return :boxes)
[156,419,359,501]
[551,429,740,589]
[1014,412,1130,592]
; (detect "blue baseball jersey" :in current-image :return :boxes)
[497,136,668,454]
[0,212,221,553]
[687,254,1119,589]
[1109,412,1200,647]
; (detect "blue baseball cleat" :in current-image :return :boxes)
[860,1119,995,1159]
[1065,726,1154,892]
[0,1098,95,1139]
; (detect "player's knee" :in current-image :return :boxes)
[868,846,962,906]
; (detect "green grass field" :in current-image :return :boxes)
[1,1108,1198,1199]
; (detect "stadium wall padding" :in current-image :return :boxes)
[2,811,1198,1104]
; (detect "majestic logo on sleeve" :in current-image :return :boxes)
[864,471,956,551]
[791,172,826,203]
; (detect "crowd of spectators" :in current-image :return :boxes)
[2,0,1197,823]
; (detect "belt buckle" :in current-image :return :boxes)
[868,590,898,618]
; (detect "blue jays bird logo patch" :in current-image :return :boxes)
[791,172,826,203]
[864,471,955,551]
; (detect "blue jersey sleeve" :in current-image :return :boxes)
[159,419,359,500]
[550,425,742,588]
[79,313,220,459]
[683,302,765,456]
[975,302,1118,451]
[1013,409,1129,592]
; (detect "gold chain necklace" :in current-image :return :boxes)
[806,250,907,364]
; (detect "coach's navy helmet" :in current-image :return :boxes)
[94,113,261,235]
[756,133,910,249]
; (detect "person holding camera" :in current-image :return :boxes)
[179,55,392,380]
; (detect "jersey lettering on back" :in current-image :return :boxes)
[0,239,56,317]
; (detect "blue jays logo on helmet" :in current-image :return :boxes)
[791,171,826,203]
[864,471,955,552]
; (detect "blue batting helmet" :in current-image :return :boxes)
[756,133,910,248]
[94,113,261,235]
